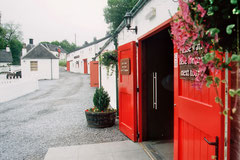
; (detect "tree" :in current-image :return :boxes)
[3,22,22,42]
[0,23,23,65]
[41,40,78,53]
[104,0,138,31]
[9,38,22,65]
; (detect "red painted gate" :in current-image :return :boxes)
[118,41,137,142]
[90,61,99,87]
[174,47,225,160]
[66,61,70,71]
[83,59,88,74]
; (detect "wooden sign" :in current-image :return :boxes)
[120,58,131,75]
[179,44,202,80]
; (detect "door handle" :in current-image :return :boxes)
[204,136,219,160]
[155,72,157,110]
[153,72,155,109]
[152,72,157,110]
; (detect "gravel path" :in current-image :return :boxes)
[0,68,127,160]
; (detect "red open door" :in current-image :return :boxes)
[118,41,137,142]
[90,61,99,87]
[66,61,70,71]
[174,47,226,160]
[83,59,88,74]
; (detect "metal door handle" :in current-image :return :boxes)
[155,72,157,110]
[152,72,157,110]
[153,72,155,109]
[204,136,219,160]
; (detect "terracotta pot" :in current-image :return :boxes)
[85,110,116,128]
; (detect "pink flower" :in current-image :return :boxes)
[197,4,206,17]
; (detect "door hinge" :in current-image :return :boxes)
[136,87,139,92]
[136,42,138,47]
[137,133,140,139]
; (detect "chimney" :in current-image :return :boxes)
[29,38,33,45]
[22,43,27,57]
[6,46,10,52]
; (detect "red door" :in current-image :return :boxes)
[90,61,99,87]
[66,61,70,71]
[118,41,137,142]
[174,48,225,160]
[83,59,88,74]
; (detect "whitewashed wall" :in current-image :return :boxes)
[118,0,178,46]
[0,78,39,103]
[21,59,59,80]
[97,40,117,109]
[68,38,109,74]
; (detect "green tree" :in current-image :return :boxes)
[41,40,78,53]
[0,23,23,65]
[104,0,138,31]
[9,38,22,65]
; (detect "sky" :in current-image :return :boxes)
[0,0,109,46]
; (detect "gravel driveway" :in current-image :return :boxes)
[0,68,127,160]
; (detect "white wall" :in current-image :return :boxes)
[0,78,39,103]
[97,40,117,109]
[97,0,178,109]
[118,0,178,46]
[67,38,109,74]
[21,59,59,80]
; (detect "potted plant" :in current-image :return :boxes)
[85,87,116,128]
[100,50,118,76]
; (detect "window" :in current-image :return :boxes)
[30,61,38,71]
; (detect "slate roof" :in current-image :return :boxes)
[69,35,111,54]
[26,44,35,52]
[0,50,13,63]
[42,44,67,53]
[22,44,58,59]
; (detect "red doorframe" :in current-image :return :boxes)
[83,59,88,74]
[137,18,172,142]
[137,17,230,160]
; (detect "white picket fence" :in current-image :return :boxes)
[0,78,39,103]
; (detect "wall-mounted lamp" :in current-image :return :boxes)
[124,12,137,34]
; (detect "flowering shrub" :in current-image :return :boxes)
[171,0,239,116]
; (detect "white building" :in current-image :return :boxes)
[21,44,59,80]
[67,36,110,74]
[42,43,68,62]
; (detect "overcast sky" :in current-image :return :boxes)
[0,0,109,46]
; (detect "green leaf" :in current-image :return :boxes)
[207,7,214,16]
[236,89,240,96]
[226,24,235,34]
[233,7,240,14]
[215,97,223,106]
[214,77,220,86]
[221,80,226,83]
[206,28,220,36]
[223,109,228,116]
[231,54,240,62]
[203,53,214,64]
[229,89,236,97]
[209,0,214,4]
[230,0,237,5]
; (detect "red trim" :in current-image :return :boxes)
[137,18,172,142]
[138,18,172,41]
